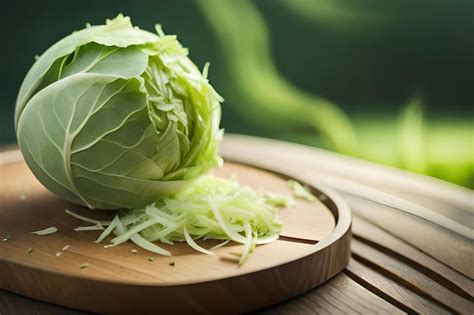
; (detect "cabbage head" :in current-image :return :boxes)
[15,15,223,210]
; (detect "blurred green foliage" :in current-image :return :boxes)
[196,0,357,154]
[196,0,473,187]
[1,0,472,187]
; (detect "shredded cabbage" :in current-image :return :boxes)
[287,180,317,201]
[31,226,58,235]
[68,175,287,264]
[74,225,104,231]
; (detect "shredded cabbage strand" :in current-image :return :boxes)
[68,175,287,265]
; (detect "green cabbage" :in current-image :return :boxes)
[15,15,222,209]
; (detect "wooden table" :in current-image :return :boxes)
[1,135,473,314]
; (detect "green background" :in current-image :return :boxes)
[1,0,473,186]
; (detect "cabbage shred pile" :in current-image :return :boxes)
[68,175,288,265]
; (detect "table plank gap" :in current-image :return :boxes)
[348,195,474,278]
[352,215,474,298]
[345,259,451,314]
[352,239,473,314]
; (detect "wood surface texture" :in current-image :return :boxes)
[1,134,473,314]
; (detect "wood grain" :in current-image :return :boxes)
[347,195,474,278]
[0,157,351,313]
[257,273,404,315]
[352,216,474,298]
[382,188,473,228]
[351,238,472,313]
[346,259,450,314]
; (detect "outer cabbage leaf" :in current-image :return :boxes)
[15,14,158,126]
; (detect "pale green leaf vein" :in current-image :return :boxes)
[22,138,77,195]
[71,102,147,154]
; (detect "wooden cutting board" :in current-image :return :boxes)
[0,152,351,314]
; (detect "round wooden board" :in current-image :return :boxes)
[0,155,351,314]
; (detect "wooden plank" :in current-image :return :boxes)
[257,273,404,315]
[318,175,472,239]
[345,259,450,314]
[347,195,474,278]
[351,239,473,313]
[377,188,473,228]
[352,216,474,298]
